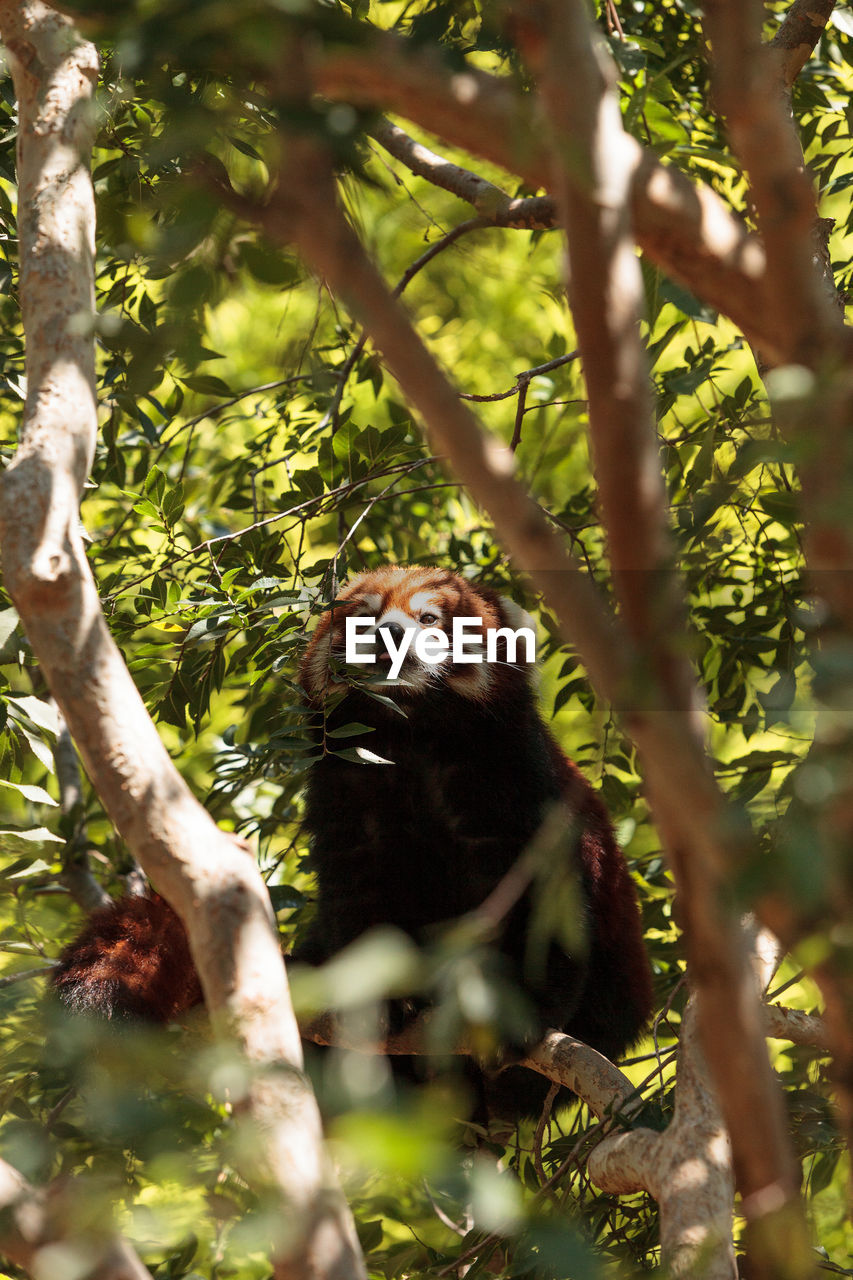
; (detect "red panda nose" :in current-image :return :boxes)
[380,621,406,651]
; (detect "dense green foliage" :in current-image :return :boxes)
[0,1,851,1275]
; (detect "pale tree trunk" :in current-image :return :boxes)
[0,6,365,1280]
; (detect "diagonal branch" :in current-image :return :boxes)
[703,0,842,368]
[248,106,636,710]
[516,9,811,1277]
[368,116,514,213]
[368,117,556,228]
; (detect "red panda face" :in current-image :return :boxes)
[300,566,536,703]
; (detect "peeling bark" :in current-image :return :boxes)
[589,1003,737,1280]
[522,1032,641,1122]
[771,0,837,87]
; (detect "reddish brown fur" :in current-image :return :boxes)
[297,567,653,1111]
[53,894,202,1022]
[53,566,652,1121]
[302,565,527,703]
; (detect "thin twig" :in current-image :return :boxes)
[51,705,112,912]
[0,964,56,989]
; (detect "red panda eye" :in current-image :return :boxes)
[420,611,439,625]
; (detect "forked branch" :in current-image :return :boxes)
[588,1002,736,1280]
[308,30,780,355]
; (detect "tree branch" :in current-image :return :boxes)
[305,1014,642,1126]
[258,131,636,713]
[764,1003,829,1050]
[589,1001,737,1280]
[368,117,556,229]
[301,987,825,1280]
[263,88,821,1275]
[702,0,853,633]
[308,30,786,357]
[304,999,828,1060]
[250,40,828,1275]
[306,1002,821,1280]
[270,132,749,895]
[258,62,801,959]
[0,7,364,1279]
[703,0,841,368]
[702,0,853,1164]
[521,1031,640,1121]
[771,0,837,87]
[516,12,810,1275]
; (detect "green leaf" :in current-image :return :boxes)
[7,696,59,735]
[268,884,306,912]
[240,242,302,287]
[0,829,63,856]
[182,374,232,396]
[0,607,19,649]
[0,780,57,806]
[758,490,800,527]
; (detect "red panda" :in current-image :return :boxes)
[53,566,653,1120]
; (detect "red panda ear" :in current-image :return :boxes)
[498,596,537,639]
[299,613,331,700]
[299,585,370,702]
[492,596,539,677]
[300,605,350,702]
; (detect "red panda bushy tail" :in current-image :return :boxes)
[52,894,203,1023]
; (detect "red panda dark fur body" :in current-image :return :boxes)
[53,566,653,1121]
